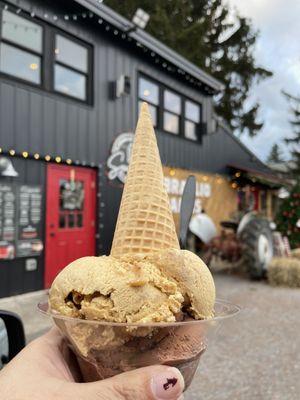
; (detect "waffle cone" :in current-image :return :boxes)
[110,102,179,257]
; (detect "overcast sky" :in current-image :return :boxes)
[226,0,300,162]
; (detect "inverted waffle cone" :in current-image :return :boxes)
[111,102,179,257]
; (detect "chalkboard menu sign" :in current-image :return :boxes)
[0,184,16,259]
[0,183,43,259]
[16,185,43,257]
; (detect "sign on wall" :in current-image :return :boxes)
[163,166,237,230]
[107,133,134,184]
[107,133,238,230]
[0,183,43,259]
[0,184,16,259]
[16,185,43,258]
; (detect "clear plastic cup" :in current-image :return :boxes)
[38,300,239,390]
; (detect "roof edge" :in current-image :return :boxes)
[217,120,271,171]
[73,0,224,92]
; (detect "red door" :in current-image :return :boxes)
[45,164,96,288]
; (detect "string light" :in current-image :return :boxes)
[34,153,40,160]
[0,148,2,153]
[235,171,241,178]
[55,156,62,163]
[22,151,29,158]
[203,176,208,182]
[66,159,72,165]
[169,169,176,176]
[45,155,51,161]
[216,177,223,184]
[231,182,238,189]
[9,149,15,156]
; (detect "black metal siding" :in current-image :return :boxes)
[0,0,212,167]
[0,0,270,262]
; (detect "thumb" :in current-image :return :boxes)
[65,365,185,400]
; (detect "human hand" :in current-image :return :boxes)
[0,328,184,399]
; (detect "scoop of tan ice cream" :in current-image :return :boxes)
[148,249,215,319]
[49,254,184,324]
[49,249,215,322]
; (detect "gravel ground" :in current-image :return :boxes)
[186,273,300,400]
[1,274,299,400]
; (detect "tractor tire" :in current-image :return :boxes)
[239,218,273,280]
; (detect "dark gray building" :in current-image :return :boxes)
[0,0,277,297]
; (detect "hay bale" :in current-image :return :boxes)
[291,248,300,260]
[268,257,300,287]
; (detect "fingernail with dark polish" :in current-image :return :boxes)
[151,368,185,399]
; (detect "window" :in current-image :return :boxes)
[0,6,92,103]
[138,75,203,141]
[59,179,84,229]
[0,10,43,84]
[138,76,159,126]
[54,34,89,101]
[163,90,181,134]
[184,100,201,141]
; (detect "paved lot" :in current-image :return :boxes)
[189,274,300,400]
[0,274,299,400]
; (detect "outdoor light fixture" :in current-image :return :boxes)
[34,153,40,160]
[125,8,150,33]
[132,8,150,29]
[0,157,19,177]
[112,75,131,99]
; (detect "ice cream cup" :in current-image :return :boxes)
[38,299,239,390]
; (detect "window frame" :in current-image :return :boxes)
[162,89,182,135]
[138,75,160,127]
[183,99,202,141]
[138,73,203,142]
[0,7,44,87]
[51,29,93,104]
[0,3,93,105]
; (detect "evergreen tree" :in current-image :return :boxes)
[283,91,300,178]
[276,183,300,249]
[267,143,284,164]
[106,0,272,136]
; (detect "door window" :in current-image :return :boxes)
[59,179,84,229]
